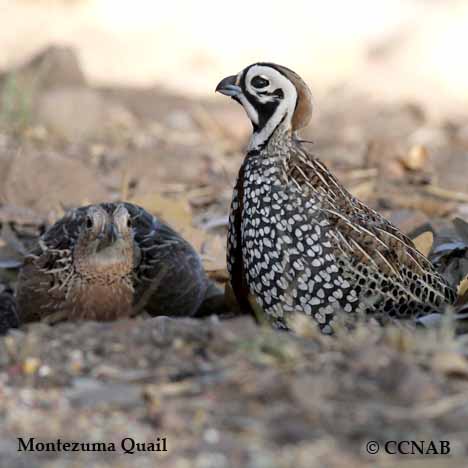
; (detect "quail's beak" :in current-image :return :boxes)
[215,75,241,97]
[97,223,120,251]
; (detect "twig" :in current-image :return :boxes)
[42,310,68,325]
[425,185,468,203]
[120,163,130,201]
[343,168,378,180]
[386,393,468,420]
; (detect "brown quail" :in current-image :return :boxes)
[216,62,456,333]
[16,202,209,323]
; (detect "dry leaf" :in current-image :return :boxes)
[412,231,434,257]
[432,351,468,377]
[131,193,192,233]
[22,357,41,375]
[349,180,375,200]
[457,276,468,305]
[400,145,428,171]
[201,234,226,272]
[458,276,468,297]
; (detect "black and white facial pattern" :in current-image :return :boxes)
[234,64,298,150]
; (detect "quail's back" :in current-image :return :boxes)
[16,202,208,323]
[216,63,456,332]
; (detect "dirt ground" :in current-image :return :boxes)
[0,47,468,467]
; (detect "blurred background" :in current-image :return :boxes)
[2,0,468,111]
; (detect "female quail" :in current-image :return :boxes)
[216,62,456,333]
[16,202,209,322]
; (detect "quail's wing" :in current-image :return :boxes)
[320,199,456,313]
[126,204,208,317]
[285,151,456,315]
[16,208,87,322]
[25,207,88,260]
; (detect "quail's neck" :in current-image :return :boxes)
[247,110,293,153]
[74,239,134,278]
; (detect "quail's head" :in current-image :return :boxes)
[216,62,313,132]
[73,204,137,276]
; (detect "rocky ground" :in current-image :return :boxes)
[0,47,468,467]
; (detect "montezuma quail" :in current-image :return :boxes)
[16,203,208,323]
[0,285,19,334]
[216,62,456,333]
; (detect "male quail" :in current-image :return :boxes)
[0,284,19,334]
[16,202,209,322]
[216,62,456,333]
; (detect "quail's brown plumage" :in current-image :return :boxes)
[0,284,19,334]
[216,62,456,333]
[16,202,209,323]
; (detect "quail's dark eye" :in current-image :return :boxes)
[127,217,132,228]
[86,216,93,229]
[251,76,270,89]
